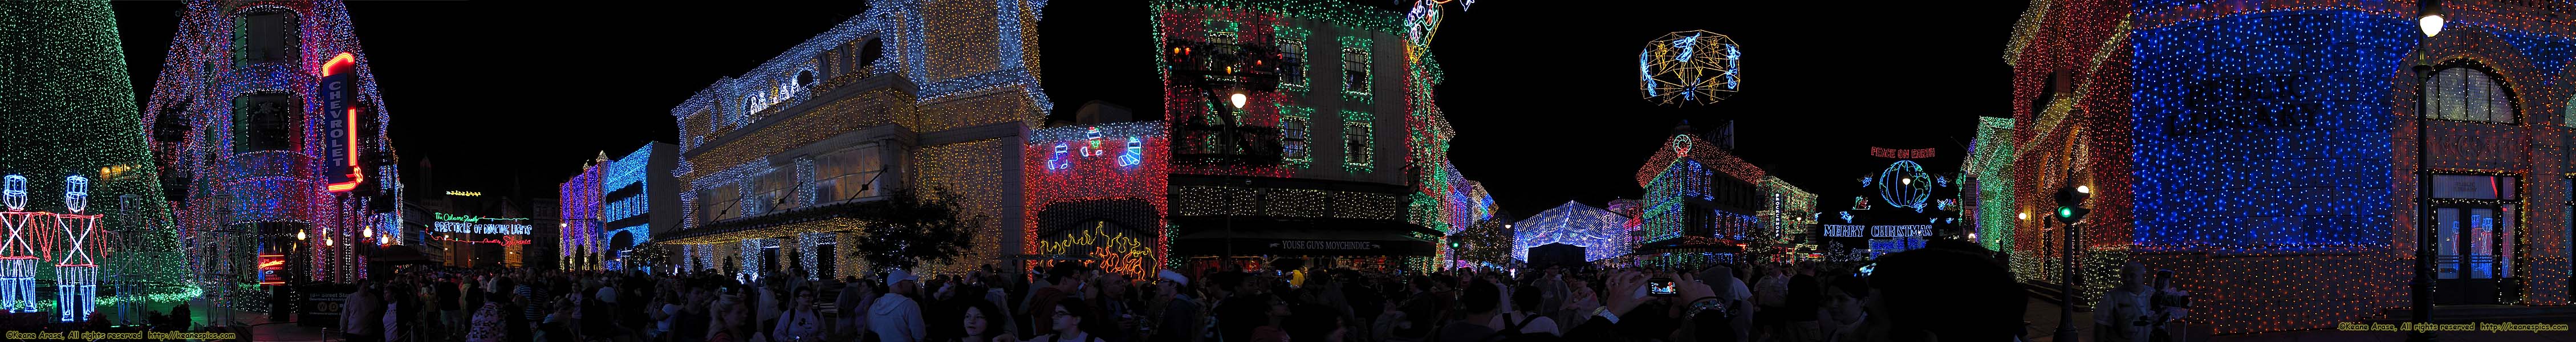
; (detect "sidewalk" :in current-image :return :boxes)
[247,321,329,342]
[2023,294,2576,342]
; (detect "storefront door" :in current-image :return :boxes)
[2434,205,2511,304]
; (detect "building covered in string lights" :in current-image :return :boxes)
[1626,122,1809,268]
[1964,117,2014,253]
[560,142,678,272]
[1135,0,1486,274]
[653,0,1049,280]
[140,0,406,315]
[2005,0,2576,333]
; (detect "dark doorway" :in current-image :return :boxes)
[1527,243,1586,268]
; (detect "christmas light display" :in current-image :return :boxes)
[3,1,191,319]
[667,0,1053,277]
[55,176,100,322]
[1639,30,1742,106]
[1630,131,1787,267]
[1512,201,1629,262]
[1877,160,1933,210]
[0,180,41,313]
[1152,0,1470,270]
[568,144,673,271]
[562,154,605,270]
[2002,0,2133,327]
[2010,0,2576,333]
[1025,121,1171,278]
[1968,117,2015,251]
[142,1,407,312]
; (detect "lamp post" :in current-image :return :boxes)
[2051,162,2090,341]
[1224,92,1246,270]
[2411,1,2444,341]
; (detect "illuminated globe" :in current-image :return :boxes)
[1640,30,1741,106]
[1876,160,1931,210]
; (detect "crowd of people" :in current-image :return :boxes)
[328,238,2028,342]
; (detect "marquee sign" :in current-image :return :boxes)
[431,213,530,235]
[434,235,533,246]
[258,254,286,285]
[1823,224,1932,237]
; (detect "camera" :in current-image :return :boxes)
[1647,277,1678,297]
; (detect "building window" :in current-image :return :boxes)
[700,184,742,223]
[2425,67,2517,124]
[231,93,296,153]
[1204,21,1238,44]
[1340,36,1370,96]
[814,146,884,203]
[1281,112,1311,165]
[1275,26,1309,92]
[1343,111,1372,172]
[233,9,297,65]
[754,169,797,213]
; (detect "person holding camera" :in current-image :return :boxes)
[2146,270,2192,342]
[2094,262,2154,342]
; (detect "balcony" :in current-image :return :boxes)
[1164,39,1281,91]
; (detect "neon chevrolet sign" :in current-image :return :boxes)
[320,52,364,192]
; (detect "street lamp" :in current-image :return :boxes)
[2411,1,2444,341]
[1224,92,1247,270]
[2051,166,2090,341]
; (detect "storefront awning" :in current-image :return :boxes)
[654,200,886,245]
[1169,218,1439,256]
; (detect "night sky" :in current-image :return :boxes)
[110,1,2026,218]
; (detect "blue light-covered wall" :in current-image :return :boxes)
[1513,201,1629,262]
[2130,10,2408,248]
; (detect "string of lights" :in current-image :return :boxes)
[1025,121,1171,278]
[665,0,1051,278]
[2015,0,2576,333]
[1513,201,1630,262]
[1969,117,2016,251]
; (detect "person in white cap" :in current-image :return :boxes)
[1147,269,1203,342]
[869,268,929,342]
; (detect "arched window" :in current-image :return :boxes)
[2424,67,2517,124]
[2561,95,2575,127]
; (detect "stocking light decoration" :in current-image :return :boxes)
[55,176,99,321]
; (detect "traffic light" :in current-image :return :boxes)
[2054,185,2090,224]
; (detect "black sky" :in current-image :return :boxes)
[111,1,2025,217]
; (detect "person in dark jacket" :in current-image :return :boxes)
[1147,270,1202,342]
[1431,279,1502,342]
